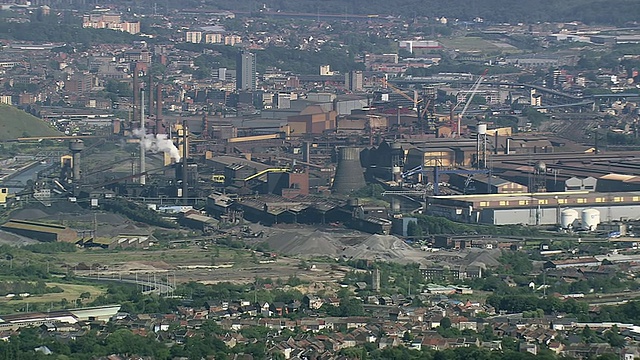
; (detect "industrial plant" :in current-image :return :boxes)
[0,53,639,248]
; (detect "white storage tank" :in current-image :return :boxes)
[581,208,600,231]
[560,209,579,228]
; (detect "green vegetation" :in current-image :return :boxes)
[0,280,62,297]
[489,115,520,131]
[412,214,542,236]
[522,107,549,128]
[175,42,363,75]
[100,199,178,229]
[176,279,305,309]
[342,260,424,297]
[406,62,520,77]
[353,184,386,200]
[7,323,624,360]
[166,0,640,25]
[592,301,640,323]
[0,13,140,46]
[498,251,533,275]
[22,242,77,254]
[487,294,588,315]
[0,104,61,140]
[606,131,640,147]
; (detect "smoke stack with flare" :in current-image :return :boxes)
[133,128,181,162]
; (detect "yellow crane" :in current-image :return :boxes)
[243,168,290,182]
[381,78,423,112]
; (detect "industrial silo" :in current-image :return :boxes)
[581,208,600,231]
[560,209,579,229]
[332,147,366,194]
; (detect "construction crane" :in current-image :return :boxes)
[243,168,289,182]
[381,78,421,112]
[451,69,488,137]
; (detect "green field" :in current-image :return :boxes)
[0,283,105,305]
[0,104,61,140]
[440,36,519,54]
[55,246,252,267]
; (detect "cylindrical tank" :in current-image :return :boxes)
[69,139,84,181]
[581,208,600,231]
[332,147,366,194]
[478,123,487,135]
[560,209,579,228]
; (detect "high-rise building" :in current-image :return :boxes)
[236,51,256,91]
[345,70,363,92]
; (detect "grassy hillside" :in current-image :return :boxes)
[0,105,61,140]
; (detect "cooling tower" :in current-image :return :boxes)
[332,147,366,194]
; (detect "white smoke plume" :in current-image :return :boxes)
[133,128,181,162]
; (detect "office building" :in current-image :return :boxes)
[236,51,257,91]
[345,70,363,92]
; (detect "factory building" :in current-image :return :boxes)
[0,305,120,331]
[448,174,528,194]
[267,168,310,198]
[287,105,337,134]
[0,220,78,242]
[427,191,640,226]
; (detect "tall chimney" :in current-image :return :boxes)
[133,66,139,125]
[140,90,146,185]
[182,120,188,203]
[202,113,209,139]
[156,84,163,134]
[148,72,154,119]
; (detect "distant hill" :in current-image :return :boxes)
[0,105,61,141]
[189,0,638,25]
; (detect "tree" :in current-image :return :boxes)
[582,326,596,343]
[338,298,365,317]
[440,317,452,329]
[604,325,625,347]
[406,221,423,238]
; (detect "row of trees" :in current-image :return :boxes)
[487,294,589,315]
[410,214,541,237]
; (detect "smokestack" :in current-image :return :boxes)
[148,73,154,119]
[202,113,209,139]
[156,84,163,134]
[182,120,188,204]
[140,90,146,185]
[133,67,139,125]
[449,104,454,137]
[302,141,310,163]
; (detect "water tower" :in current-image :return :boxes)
[532,161,547,192]
[69,139,84,182]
